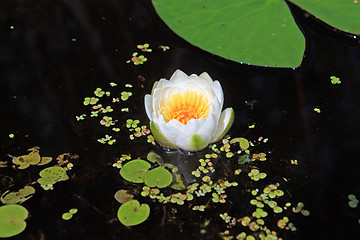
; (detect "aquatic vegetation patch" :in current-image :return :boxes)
[330,76,341,84]
[348,194,359,208]
[0,204,28,238]
[62,208,78,221]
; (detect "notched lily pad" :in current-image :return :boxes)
[144,167,173,188]
[117,200,150,226]
[120,160,151,183]
[0,204,28,238]
[1,186,35,205]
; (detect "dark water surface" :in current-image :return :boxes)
[1,0,360,239]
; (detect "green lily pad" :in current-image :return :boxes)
[117,200,150,226]
[0,204,28,238]
[230,137,249,150]
[290,0,360,34]
[144,167,173,188]
[1,186,35,205]
[120,160,151,183]
[12,151,41,169]
[153,0,359,68]
[38,166,69,186]
[152,0,305,68]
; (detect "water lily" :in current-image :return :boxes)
[144,69,234,152]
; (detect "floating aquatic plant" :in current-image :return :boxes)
[114,190,134,204]
[119,159,151,183]
[348,194,359,208]
[248,169,267,181]
[117,200,150,226]
[37,166,69,190]
[144,69,234,152]
[143,167,173,188]
[330,76,341,84]
[1,186,35,205]
[0,204,28,238]
[62,208,78,221]
[152,0,360,68]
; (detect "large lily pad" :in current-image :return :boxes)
[120,160,151,183]
[117,200,150,226]
[152,0,305,68]
[290,0,360,34]
[0,204,28,238]
[152,0,360,68]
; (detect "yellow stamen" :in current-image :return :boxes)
[161,91,210,125]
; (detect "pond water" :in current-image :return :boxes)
[1,0,360,239]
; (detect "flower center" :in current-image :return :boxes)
[161,90,210,125]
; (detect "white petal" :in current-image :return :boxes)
[199,72,214,84]
[197,114,218,138]
[144,94,153,121]
[155,117,181,145]
[210,108,234,143]
[169,69,188,82]
[211,81,224,109]
[183,118,206,134]
[154,79,170,92]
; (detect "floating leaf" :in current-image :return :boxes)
[12,151,41,169]
[330,76,341,84]
[152,0,305,68]
[0,161,8,168]
[144,167,173,188]
[153,0,359,68]
[1,186,35,205]
[120,160,151,183]
[37,157,53,166]
[117,200,150,226]
[114,190,134,204]
[38,166,69,186]
[0,204,28,238]
[231,137,249,151]
[146,152,163,164]
[62,212,73,220]
[290,0,360,34]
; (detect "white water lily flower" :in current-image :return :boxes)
[144,69,234,152]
